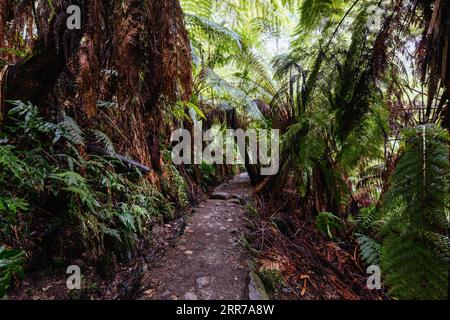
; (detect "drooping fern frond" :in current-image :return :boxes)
[356,234,381,266]
[93,130,115,154]
[355,204,380,233]
[233,49,277,97]
[380,124,449,300]
[57,113,85,146]
[185,13,242,50]
[181,0,213,17]
[381,232,449,299]
[299,0,346,32]
[8,101,56,137]
[203,68,263,120]
[50,171,100,212]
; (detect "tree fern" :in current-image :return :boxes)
[203,68,264,120]
[380,124,449,300]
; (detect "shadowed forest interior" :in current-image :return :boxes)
[0,0,449,300]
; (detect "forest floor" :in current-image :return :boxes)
[9,172,386,300]
[139,172,253,300]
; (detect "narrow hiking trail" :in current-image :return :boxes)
[140,173,253,300]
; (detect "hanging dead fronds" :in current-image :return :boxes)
[372,0,449,124]
[1,0,193,168]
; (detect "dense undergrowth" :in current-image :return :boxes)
[249,123,449,300]
[0,101,210,297]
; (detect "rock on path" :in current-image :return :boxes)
[140,173,252,300]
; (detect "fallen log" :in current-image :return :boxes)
[87,144,151,175]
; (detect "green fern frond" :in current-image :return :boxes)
[57,114,85,146]
[380,124,449,300]
[356,234,381,265]
[93,130,116,154]
[316,211,343,239]
[185,13,242,50]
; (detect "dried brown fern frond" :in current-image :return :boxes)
[3,0,193,170]
[373,0,449,124]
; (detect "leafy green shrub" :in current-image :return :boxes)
[1,101,175,258]
[161,151,189,211]
[0,246,24,298]
[380,125,449,300]
[199,162,217,187]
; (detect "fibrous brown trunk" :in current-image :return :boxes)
[1,0,192,173]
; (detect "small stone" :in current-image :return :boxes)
[143,289,155,297]
[227,218,234,222]
[228,199,242,205]
[184,250,194,255]
[184,292,198,300]
[196,277,210,288]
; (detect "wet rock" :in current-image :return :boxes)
[248,271,269,300]
[196,276,210,288]
[232,195,246,204]
[211,192,232,200]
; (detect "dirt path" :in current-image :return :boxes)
[140,173,253,300]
